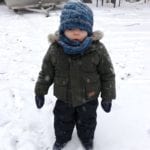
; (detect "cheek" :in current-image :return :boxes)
[64,32,72,39]
[82,32,88,37]
[81,33,88,39]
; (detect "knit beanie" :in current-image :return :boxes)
[59,2,93,36]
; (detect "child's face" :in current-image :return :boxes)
[64,29,88,42]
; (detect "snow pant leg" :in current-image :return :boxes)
[75,99,99,144]
[53,100,75,144]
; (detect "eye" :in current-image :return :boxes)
[79,29,84,31]
[67,28,73,31]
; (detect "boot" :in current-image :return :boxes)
[52,141,66,150]
[83,140,93,150]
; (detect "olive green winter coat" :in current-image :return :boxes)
[35,31,116,107]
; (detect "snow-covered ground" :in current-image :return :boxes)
[0,1,150,150]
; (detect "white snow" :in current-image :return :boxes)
[0,0,150,150]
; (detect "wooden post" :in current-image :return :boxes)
[96,0,99,7]
[102,0,104,6]
[118,0,121,7]
[83,0,92,3]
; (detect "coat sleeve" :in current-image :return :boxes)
[97,42,116,101]
[34,46,55,96]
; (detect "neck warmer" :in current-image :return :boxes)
[58,35,92,55]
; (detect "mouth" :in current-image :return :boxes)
[72,38,82,42]
[73,39,80,41]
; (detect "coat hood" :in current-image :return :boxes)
[48,30,104,43]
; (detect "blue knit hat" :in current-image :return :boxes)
[59,2,93,36]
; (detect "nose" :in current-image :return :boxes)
[73,29,80,34]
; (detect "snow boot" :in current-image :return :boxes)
[83,141,93,150]
[84,144,93,150]
[52,141,66,150]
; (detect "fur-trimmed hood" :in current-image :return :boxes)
[48,30,104,43]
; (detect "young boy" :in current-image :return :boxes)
[35,2,116,150]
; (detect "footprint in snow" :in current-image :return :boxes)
[121,73,132,80]
[16,141,37,150]
[147,129,150,137]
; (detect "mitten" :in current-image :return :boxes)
[101,99,112,113]
[35,95,45,109]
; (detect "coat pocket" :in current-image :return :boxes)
[54,77,68,100]
[83,75,101,100]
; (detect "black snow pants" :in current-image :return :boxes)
[53,99,98,145]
